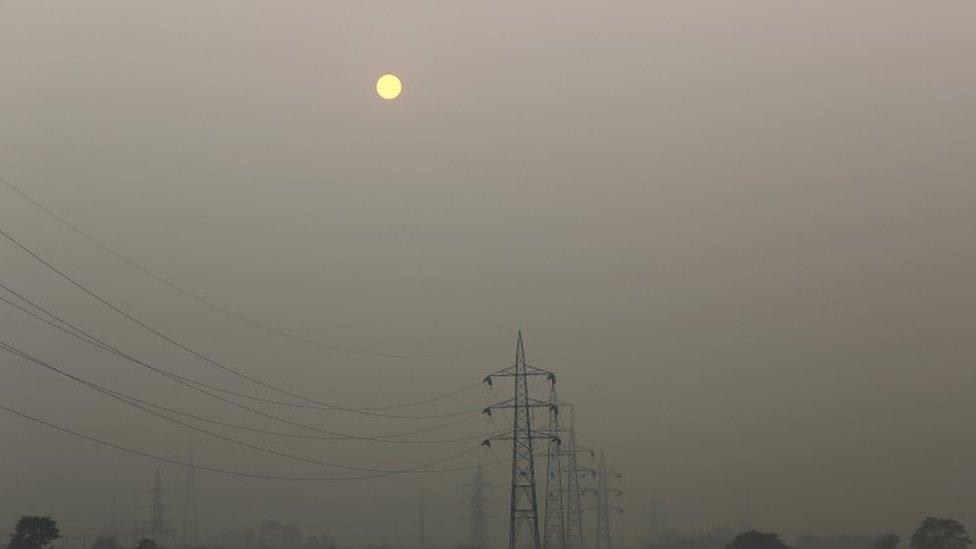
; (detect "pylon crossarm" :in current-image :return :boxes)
[485,397,552,411]
[485,364,555,380]
[483,432,559,445]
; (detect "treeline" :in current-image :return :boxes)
[648,518,972,549]
[3,517,338,549]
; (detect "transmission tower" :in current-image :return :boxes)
[483,332,556,549]
[146,469,174,547]
[563,408,591,549]
[109,496,124,538]
[590,451,622,549]
[644,491,664,545]
[182,448,199,546]
[419,496,427,549]
[543,380,566,549]
[465,465,492,549]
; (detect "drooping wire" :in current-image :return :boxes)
[0,226,482,419]
[0,283,482,424]
[0,316,496,445]
[0,337,490,471]
[0,172,507,360]
[0,401,504,481]
[0,288,481,442]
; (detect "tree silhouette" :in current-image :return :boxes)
[304,534,338,549]
[8,516,60,549]
[135,539,158,549]
[875,534,901,549]
[911,519,972,549]
[728,531,790,549]
[91,536,121,549]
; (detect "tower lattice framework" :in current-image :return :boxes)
[182,448,199,546]
[542,381,566,549]
[591,451,622,549]
[465,465,492,549]
[563,408,590,549]
[483,332,556,549]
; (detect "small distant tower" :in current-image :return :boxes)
[148,469,174,547]
[465,465,492,549]
[645,491,664,545]
[563,408,589,549]
[109,496,124,537]
[542,382,566,549]
[419,496,426,549]
[592,452,622,549]
[182,448,199,545]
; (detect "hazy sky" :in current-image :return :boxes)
[1,1,975,547]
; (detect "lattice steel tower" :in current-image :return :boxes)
[148,469,174,547]
[483,332,556,549]
[182,448,199,546]
[592,451,622,549]
[465,465,492,549]
[563,408,590,549]
[542,381,566,549]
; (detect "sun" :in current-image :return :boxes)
[376,74,402,100]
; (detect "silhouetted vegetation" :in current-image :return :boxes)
[911,518,972,549]
[135,539,159,549]
[795,535,872,549]
[728,531,790,549]
[7,516,60,549]
[648,528,734,549]
[875,534,901,549]
[90,536,122,549]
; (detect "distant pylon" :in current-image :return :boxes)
[465,465,492,549]
[109,496,124,537]
[644,491,664,545]
[483,331,557,549]
[542,381,566,549]
[149,469,173,547]
[592,451,622,549]
[182,448,199,545]
[419,496,426,549]
[563,408,590,549]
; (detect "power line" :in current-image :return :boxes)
[0,337,489,472]
[0,302,496,444]
[0,400,499,481]
[0,227,484,419]
[0,172,507,360]
[0,288,484,442]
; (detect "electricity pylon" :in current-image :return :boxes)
[563,408,592,549]
[644,491,664,545]
[543,381,566,549]
[590,451,622,549]
[147,469,174,547]
[109,496,124,538]
[182,448,199,546]
[419,496,426,549]
[483,332,557,549]
[465,465,492,549]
